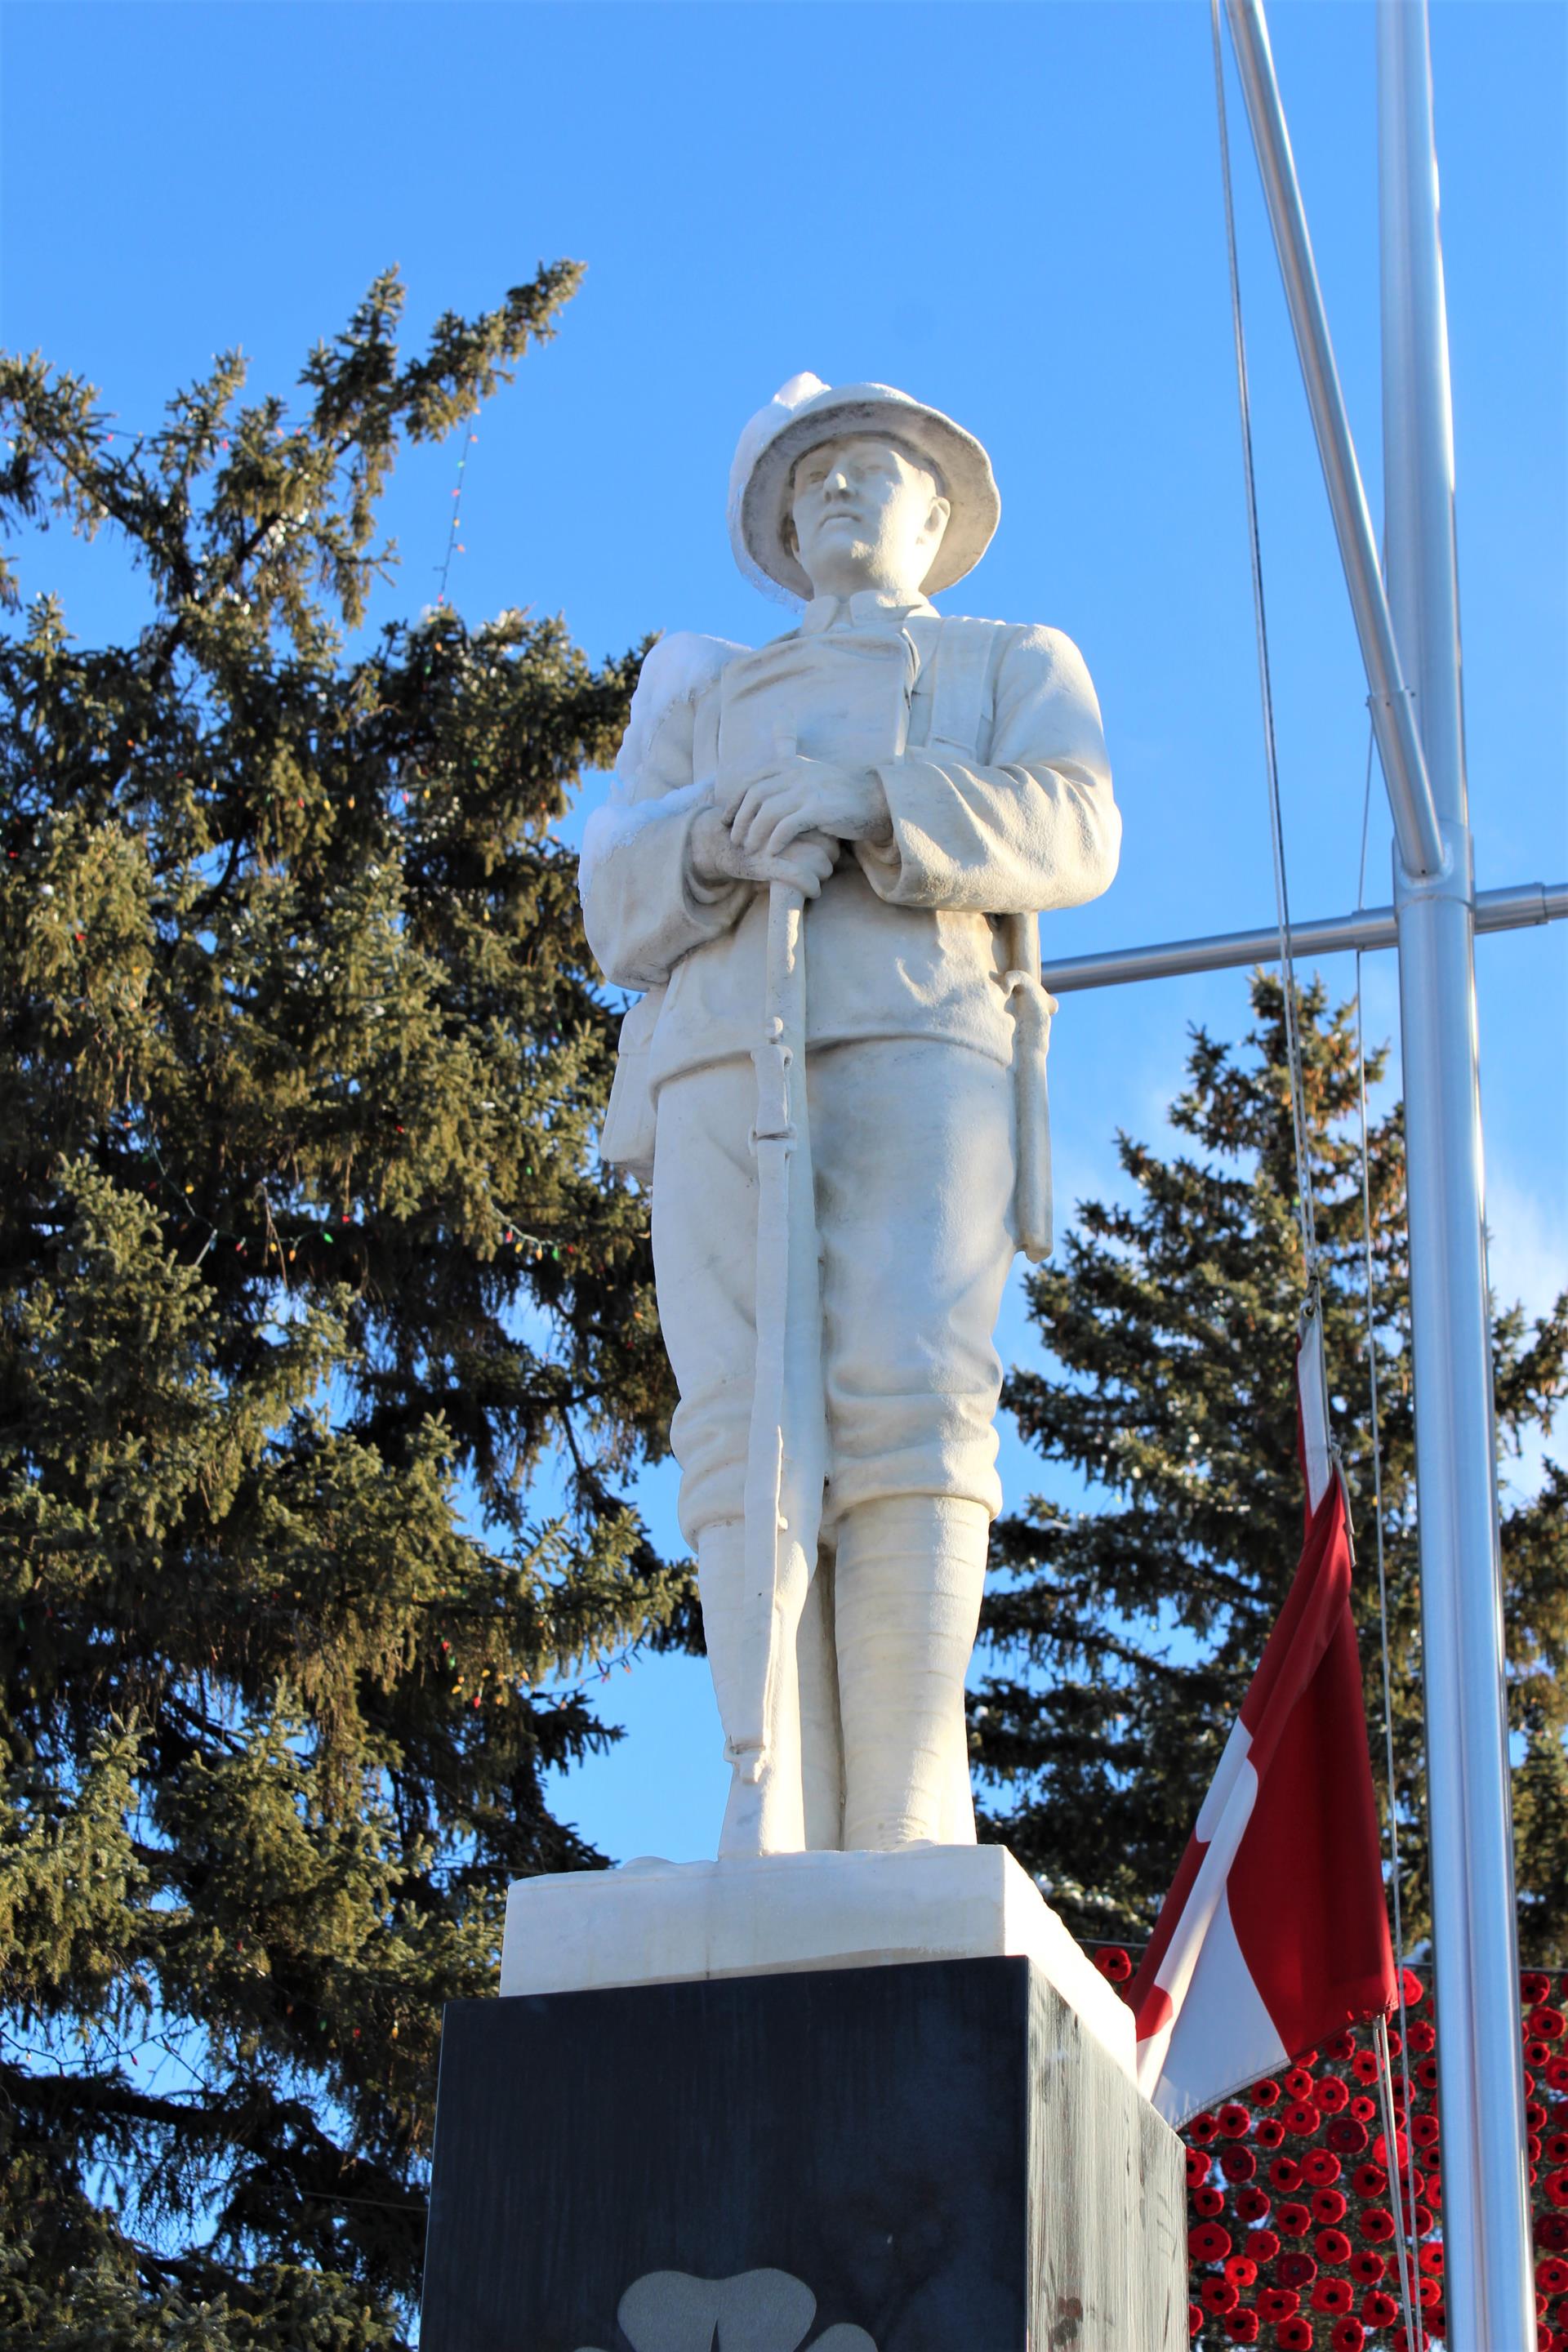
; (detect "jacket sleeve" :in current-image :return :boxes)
[855,623,1120,915]
[578,635,752,991]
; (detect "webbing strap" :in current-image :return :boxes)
[925,617,1004,760]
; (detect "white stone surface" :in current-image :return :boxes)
[500,1843,1135,2082]
[578,376,1121,1859]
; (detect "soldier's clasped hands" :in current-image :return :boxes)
[687,798,839,898]
[688,752,894,899]
[722,752,893,858]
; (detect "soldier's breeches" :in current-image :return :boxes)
[650,1036,1016,1546]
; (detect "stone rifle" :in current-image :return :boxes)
[714,627,1058,1834]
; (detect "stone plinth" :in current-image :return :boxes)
[499,1844,1134,2083]
[421,1952,1185,2352]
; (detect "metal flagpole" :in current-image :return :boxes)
[1218,1,1535,2338]
[1377,3,1535,2340]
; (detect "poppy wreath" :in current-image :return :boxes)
[1087,1946,1568,2351]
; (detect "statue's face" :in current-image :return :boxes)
[788,434,951,601]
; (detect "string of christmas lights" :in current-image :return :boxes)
[434,428,479,607]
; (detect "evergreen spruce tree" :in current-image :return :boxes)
[0,271,682,2346]
[974,973,1568,1960]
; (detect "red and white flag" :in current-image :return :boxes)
[1129,1314,1397,2124]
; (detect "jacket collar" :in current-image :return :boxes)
[799,590,938,635]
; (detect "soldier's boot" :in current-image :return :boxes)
[834,1494,990,1851]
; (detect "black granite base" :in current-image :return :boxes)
[421,1955,1184,2352]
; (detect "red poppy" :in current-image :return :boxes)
[1236,2187,1272,2223]
[1358,2207,1396,2244]
[1093,1944,1132,1981]
[1548,2171,1568,2211]
[1191,2222,1232,2262]
[1524,1971,1553,2005]
[1348,2251,1385,2285]
[1310,2277,1353,2314]
[1418,2243,1444,2277]
[1201,2276,1240,2315]
[1414,2056,1439,2090]
[1195,2185,1226,2218]
[1401,1970,1425,2007]
[1361,2289,1398,2327]
[1352,2163,1388,2198]
[1325,2032,1357,2063]
[1412,2114,1441,2150]
[1532,2007,1568,2042]
[1258,2287,1300,2322]
[1251,2230,1281,2263]
[1316,2078,1350,2115]
[1285,2067,1317,2102]
[1351,2051,1382,2086]
[1225,2314,1262,2346]
[1271,2158,1305,2192]
[1327,2118,1370,2156]
[1275,2319,1314,2350]
[1286,2102,1324,2135]
[1311,2189,1348,2225]
[1408,2019,1437,2055]
[1276,2252,1318,2288]
[1256,2117,1288,2151]
[1277,2203,1312,2238]
[1539,2257,1568,2295]
[1223,2146,1259,2184]
[1349,2095,1378,2125]
[1188,2305,1203,2341]
[1186,2146,1211,2187]
[1410,2203,1436,2238]
[1315,2229,1352,2266]
[1536,2213,1568,2252]
[1547,2057,1568,2094]
[1253,2078,1283,2106]
[1330,2322,1366,2352]
[1226,2254,1260,2288]
[1190,2110,1221,2145]
[1303,2152,1343,2188]
[1418,2274,1441,2308]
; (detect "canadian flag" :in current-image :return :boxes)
[1129,1313,1397,2124]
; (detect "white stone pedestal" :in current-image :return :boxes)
[500,1842,1134,2082]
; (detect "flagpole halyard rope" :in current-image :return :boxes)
[1374,2007,1423,2350]
[1209,0,1319,1287]
[1355,720,1425,2348]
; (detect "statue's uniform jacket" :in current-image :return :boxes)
[581,594,1120,1547]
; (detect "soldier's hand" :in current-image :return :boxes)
[688,804,838,898]
[724,755,893,857]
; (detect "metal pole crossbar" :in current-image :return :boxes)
[1040,877,1566,996]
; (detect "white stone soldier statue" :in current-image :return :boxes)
[581,376,1119,1860]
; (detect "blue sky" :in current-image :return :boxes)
[3,1,1564,1864]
